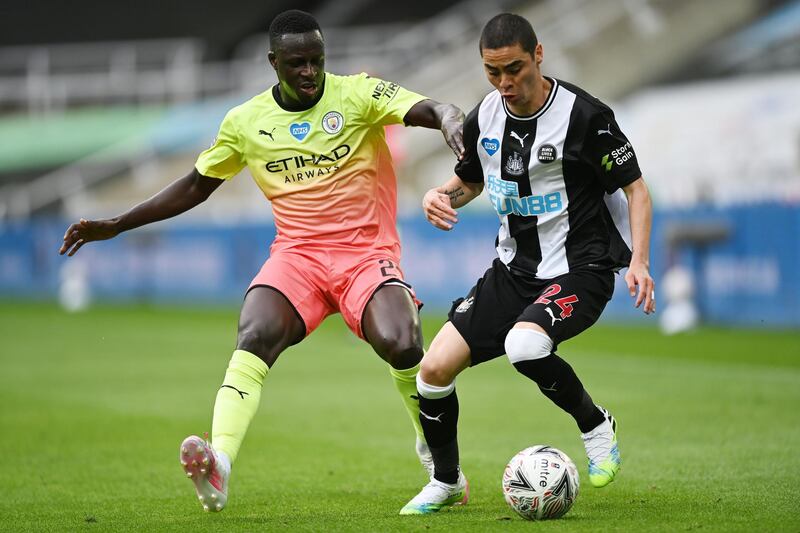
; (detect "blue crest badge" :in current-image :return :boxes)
[481,137,499,156]
[290,122,311,141]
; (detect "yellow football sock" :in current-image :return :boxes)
[390,362,425,442]
[211,349,269,464]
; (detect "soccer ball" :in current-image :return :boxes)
[502,445,580,520]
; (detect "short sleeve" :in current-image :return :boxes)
[355,73,428,126]
[454,104,483,184]
[581,108,641,193]
[195,109,246,180]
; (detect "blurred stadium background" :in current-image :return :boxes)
[1,0,799,329]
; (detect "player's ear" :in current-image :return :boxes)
[534,43,543,66]
[267,51,277,70]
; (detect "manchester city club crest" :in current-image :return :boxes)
[322,111,345,134]
[505,152,525,176]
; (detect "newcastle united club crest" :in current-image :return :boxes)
[505,152,525,176]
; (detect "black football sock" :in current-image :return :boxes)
[418,391,460,484]
[513,353,604,433]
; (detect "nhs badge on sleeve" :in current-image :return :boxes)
[290,122,311,141]
[481,137,499,156]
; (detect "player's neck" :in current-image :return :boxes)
[507,76,551,117]
[273,76,326,112]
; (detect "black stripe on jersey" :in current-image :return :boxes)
[501,116,542,279]
[501,117,535,196]
[560,80,632,272]
[562,90,611,271]
[454,104,483,184]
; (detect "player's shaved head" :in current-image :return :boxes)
[267,9,325,109]
[269,9,323,50]
[480,13,538,56]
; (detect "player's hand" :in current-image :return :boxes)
[440,107,465,159]
[59,218,119,257]
[625,260,655,314]
[422,188,458,231]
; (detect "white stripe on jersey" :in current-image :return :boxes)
[477,93,517,264]
[603,189,633,250]
[529,87,576,279]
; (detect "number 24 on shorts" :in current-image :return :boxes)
[535,283,579,319]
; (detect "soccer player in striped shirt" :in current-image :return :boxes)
[400,13,655,514]
[59,10,465,512]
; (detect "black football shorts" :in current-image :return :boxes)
[447,259,615,366]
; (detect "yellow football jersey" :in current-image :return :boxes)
[196,73,427,246]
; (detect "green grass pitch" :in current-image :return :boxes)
[1,301,799,532]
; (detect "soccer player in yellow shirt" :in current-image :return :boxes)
[59,10,465,512]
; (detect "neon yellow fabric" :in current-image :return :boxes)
[211,349,269,463]
[195,72,426,188]
[194,73,427,245]
[390,362,425,441]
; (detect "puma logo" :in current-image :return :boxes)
[540,381,558,392]
[419,410,444,423]
[545,307,563,326]
[596,123,612,136]
[510,131,529,148]
[258,127,276,140]
[221,384,249,399]
[410,394,420,401]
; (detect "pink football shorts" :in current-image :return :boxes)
[248,244,420,339]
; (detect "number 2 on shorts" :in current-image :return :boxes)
[378,259,398,278]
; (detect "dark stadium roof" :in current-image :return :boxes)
[2,0,463,57]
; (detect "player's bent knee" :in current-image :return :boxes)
[505,328,553,365]
[416,372,455,399]
[236,326,287,367]
[419,357,458,387]
[385,343,423,370]
[367,325,423,370]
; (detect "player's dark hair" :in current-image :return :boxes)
[479,13,538,56]
[269,10,322,49]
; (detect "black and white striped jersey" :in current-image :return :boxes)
[455,77,641,287]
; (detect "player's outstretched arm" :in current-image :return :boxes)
[622,176,655,314]
[403,100,465,159]
[59,168,223,257]
[423,175,484,231]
